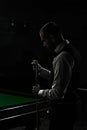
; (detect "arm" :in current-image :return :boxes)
[38,52,74,100]
[38,67,51,80]
[31,60,51,80]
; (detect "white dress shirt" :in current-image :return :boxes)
[38,41,75,100]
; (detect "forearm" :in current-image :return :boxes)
[38,67,51,80]
[38,87,64,100]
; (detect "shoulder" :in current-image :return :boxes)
[54,51,72,61]
[53,51,75,68]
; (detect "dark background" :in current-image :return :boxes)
[0,0,87,93]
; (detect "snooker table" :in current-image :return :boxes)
[0,89,50,130]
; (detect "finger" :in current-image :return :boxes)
[31,60,38,65]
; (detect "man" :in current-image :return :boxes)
[32,22,81,130]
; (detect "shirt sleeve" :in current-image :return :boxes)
[38,52,74,100]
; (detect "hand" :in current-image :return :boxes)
[31,60,42,73]
[32,84,40,95]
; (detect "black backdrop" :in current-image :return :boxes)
[0,0,87,93]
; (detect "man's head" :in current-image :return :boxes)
[39,22,64,52]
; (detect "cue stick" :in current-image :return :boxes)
[33,60,39,130]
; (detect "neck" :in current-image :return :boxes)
[55,41,66,54]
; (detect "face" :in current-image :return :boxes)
[40,32,56,52]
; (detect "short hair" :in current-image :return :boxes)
[40,22,62,37]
